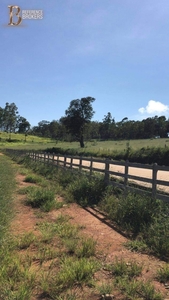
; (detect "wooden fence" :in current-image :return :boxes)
[4,149,169,202]
[26,151,169,202]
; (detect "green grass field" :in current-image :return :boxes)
[0,131,169,154]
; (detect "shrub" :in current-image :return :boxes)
[101,190,161,236]
[143,213,169,259]
[156,264,169,283]
[26,187,55,211]
[67,175,105,206]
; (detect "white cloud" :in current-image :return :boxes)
[138,100,169,115]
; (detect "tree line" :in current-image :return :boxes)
[31,97,169,146]
[1,99,169,147]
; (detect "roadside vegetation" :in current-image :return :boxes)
[0,155,16,241]
[1,151,169,299]
[8,151,169,261]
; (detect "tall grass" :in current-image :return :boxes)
[100,186,169,259]
[0,155,16,241]
[0,155,36,299]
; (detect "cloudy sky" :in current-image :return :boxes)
[1,0,169,126]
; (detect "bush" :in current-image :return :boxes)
[143,213,169,259]
[115,193,158,235]
[26,187,56,211]
[67,175,106,206]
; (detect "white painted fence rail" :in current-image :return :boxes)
[27,151,169,202]
[4,149,169,202]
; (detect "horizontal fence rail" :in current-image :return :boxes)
[5,149,169,202]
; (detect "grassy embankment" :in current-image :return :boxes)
[9,152,169,261]
[1,152,169,299]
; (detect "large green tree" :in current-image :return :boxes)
[61,97,95,147]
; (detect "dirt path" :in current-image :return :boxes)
[11,172,169,299]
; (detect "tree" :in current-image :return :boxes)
[18,117,30,133]
[61,97,95,147]
[100,112,115,140]
[37,120,50,137]
[18,116,30,141]
[3,102,19,138]
[0,107,4,131]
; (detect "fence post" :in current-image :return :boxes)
[104,158,110,185]
[124,160,129,197]
[57,154,59,166]
[44,152,46,164]
[79,156,82,172]
[70,156,73,169]
[152,163,158,199]
[90,157,93,176]
[52,153,55,165]
[64,154,67,168]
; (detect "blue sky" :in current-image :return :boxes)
[1,0,169,126]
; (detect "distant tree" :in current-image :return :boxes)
[61,97,95,147]
[48,120,59,139]
[100,112,115,140]
[3,102,19,138]
[84,121,100,140]
[38,120,50,137]
[103,112,113,125]
[18,116,30,141]
[0,107,4,131]
[18,117,30,133]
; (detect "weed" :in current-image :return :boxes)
[36,245,59,264]
[18,186,36,195]
[143,213,169,259]
[137,280,163,300]
[156,264,169,283]
[110,258,142,279]
[124,239,148,253]
[24,174,42,184]
[19,168,29,176]
[97,282,114,295]
[115,277,140,299]
[115,277,163,300]
[58,257,98,288]
[76,237,96,258]
[26,187,56,211]
[67,175,105,206]
[40,257,99,297]
[16,232,36,249]
[55,293,77,300]
[55,201,64,210]
[64,238,78,255]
